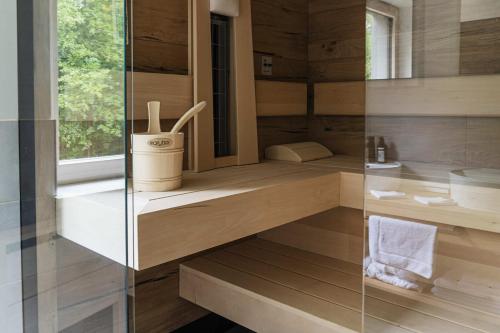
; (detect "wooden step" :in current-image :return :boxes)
[180,239,498,333]
[180,258,361,333]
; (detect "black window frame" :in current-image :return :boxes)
[211,14,231,157]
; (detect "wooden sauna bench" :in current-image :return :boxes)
[130,156,364,270]
[180,238,500,333]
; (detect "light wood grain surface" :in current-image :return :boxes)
[365,180,500,233]
[367,75,500,117]
[134,162,341,270]
[314,82,365,116]
[127,72,193,120]
[181,238,499,332]
[460,18,500,75]
[255,80,308,116]
[259,207,364,264]
[192,0,215,172]
[308,0,366,83]
[232,0,259,166]
[127,0,189,74]
[257,116,309,160]
[131,156,364,270]
[251,0,308,81]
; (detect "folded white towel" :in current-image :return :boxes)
[369,216,437,279]
[370,190,406,200]
[414,195,456,206]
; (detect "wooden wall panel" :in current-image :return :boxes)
[307,0,366,160]
[251,0,308,81]
[133,260,208,333]
[460,18,500,75]
[412,0,461,78]
[127,0,189,74]
[127,72,193,120]
[366,75,500,117]
[367,116,500,169]
[308,116,365,158]
[314,82,365,116]
[308,0,366,82]
[257,116,309,160]
[259,207,364,265]
[55,239,127,332]
[256,81,308,116]
[466,117,500,169]
[366,116,467,166]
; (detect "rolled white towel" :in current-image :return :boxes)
[364,257,420,290]
[414,195,456,207]
[370,190,406,200]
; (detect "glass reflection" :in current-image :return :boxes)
[365,1,500,332]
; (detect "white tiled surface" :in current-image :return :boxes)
[0,202,22,333]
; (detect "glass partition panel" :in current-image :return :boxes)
[364,1,500,332]
[0,1,22,331]
[0,0,130,331]
[126,1,367,332]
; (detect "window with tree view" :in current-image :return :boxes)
[58,0,125,161]
[366,10,394,80]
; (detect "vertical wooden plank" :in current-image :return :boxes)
[187,0,195,170]
[193,0,215,172]
[233,0,259,165]
[34,0,58,331]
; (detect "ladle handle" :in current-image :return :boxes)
[147,101,162,134]
[171,101,207,134]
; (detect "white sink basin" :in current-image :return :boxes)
[450,168,500,213]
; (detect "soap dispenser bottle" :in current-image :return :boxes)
[376,137,387,163]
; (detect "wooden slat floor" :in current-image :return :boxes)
[180,238,500,333]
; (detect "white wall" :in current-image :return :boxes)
[461,0,500,22]
[0,0,19,121]
[0,0,23,332]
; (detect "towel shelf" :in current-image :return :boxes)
[366,188,500,233]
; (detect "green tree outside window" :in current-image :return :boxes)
[58,0,125,160]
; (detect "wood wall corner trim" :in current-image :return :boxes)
[193,0,216,172]
[233,0,259,165]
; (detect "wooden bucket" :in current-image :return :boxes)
[132,132,184,192]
